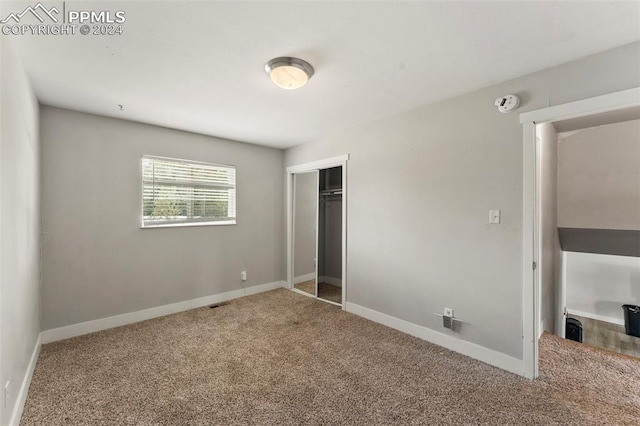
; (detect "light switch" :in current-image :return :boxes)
[489,210,501,224]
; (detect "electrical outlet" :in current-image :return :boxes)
[444,308,454,318]
[241,271,247,281]
[443,316,453,330]
[4,381,9,409]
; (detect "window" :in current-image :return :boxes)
[141,156,236,227]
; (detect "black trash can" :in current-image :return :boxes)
[622,305,640,338]
[566,317,583,343]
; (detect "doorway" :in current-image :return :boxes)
[287,155,348,308]
[537,115,640,355]
[520,87,640,379]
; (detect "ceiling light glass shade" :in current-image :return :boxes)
[265,57,314,90]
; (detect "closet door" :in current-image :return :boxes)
[292,171,319,297]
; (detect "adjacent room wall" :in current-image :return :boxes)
[558,119,640,230]
[565,251,639,324]
[0,41,41,425]
[40,107,284,330]
[293,172,317,282]
[537,123,561,335]
[284,42,640,360]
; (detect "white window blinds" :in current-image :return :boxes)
[142,156,236,227]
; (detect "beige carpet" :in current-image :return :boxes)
[22,289,640,425]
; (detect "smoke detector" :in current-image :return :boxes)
[495,95,520,113]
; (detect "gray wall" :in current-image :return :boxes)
[558,119,640,230]
[40,107,284,330]
[537,123,561,335]
[285,42,640,359]
[293,172,317,281]
[0,41,41,425]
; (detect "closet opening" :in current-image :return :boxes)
[286,155,348,308]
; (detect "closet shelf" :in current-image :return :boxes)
[320,189,342,196]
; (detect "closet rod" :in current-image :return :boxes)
[320,190,342,196]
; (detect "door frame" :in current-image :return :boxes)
[286,154,350,309]
[519,87,640,379]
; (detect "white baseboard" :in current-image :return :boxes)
[319,276,342,287]
[42,281,286,344]
[9,334,41,426]
[346,302,524,377]
[244,281,286,296]
[566,308,625,326]
[539,320,545,339]
[293,273,315,285]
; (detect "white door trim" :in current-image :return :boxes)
[522,121,537,380]
[314,171,319,298]
[519,87,640,124]
[520,86,640,380]
[286,154,350,310]
[286,154,349,174]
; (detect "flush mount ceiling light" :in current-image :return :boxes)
[265,57,314,90]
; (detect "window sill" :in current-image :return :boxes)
[141,220,236,229]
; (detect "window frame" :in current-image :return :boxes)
[140,155,237,229]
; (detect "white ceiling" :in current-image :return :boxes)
[6,1,640,148]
